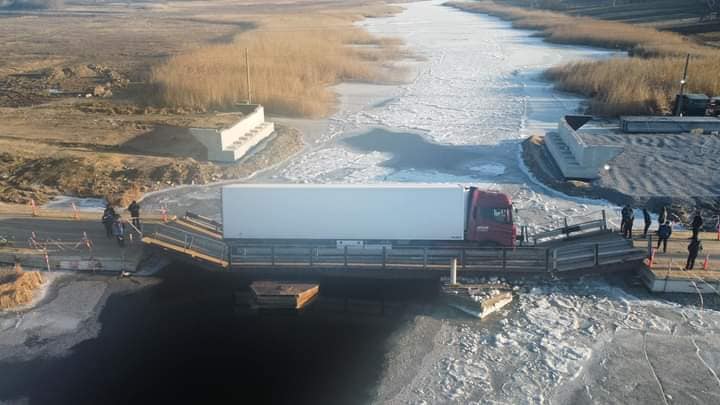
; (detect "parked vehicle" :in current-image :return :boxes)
[221,184,517,247]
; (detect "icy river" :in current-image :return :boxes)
[139,1,720,403]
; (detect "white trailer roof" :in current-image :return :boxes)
[221,183,466,241]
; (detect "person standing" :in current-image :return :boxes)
[112,216,125,247]
[622,206,634,239]
[691,211,704,240]
[621,205,630,236]
[128,200,141,231]
[642,208,652,238]
[686,237,703,270]
[657,221,672,253]
[101,205,116,239]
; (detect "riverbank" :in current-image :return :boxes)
[522,134,720,222]
[445,1,720,116]
[0,0,407,208]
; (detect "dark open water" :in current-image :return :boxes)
[0,266,438,404]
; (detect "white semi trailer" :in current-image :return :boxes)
[221,184,516,246]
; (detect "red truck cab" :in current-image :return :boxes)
[465,187,516,247]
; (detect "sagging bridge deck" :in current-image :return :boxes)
[142,212,646,277]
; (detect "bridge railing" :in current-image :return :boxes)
[531,211,608,245]
[550,239,645,272]
[147,224,228,261]
[230,244,549,273]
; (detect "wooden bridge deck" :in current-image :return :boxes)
[635,231,720,293]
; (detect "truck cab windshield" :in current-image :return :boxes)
[477,207,512,224]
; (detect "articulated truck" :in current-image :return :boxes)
[221,184,516,247]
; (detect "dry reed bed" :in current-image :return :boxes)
[446,1,720,116]
[151,14,407,118]
[546,56,720,116]
[0,265,44,310]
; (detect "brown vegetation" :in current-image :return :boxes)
[0,264,44,310]
[446,1,720,116]
[546,56,720,115]
[151,15,407,118]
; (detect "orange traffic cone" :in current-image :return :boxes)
[648,247,656,268]
[703,254,710,271]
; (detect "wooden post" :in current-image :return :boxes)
[245,48,251,104]
[450,257,457,285]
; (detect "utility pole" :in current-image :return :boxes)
[675,53,690,116]
[245,48,251,104]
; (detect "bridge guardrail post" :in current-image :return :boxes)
[602,209,607,231]
[382,246,387,269]
[594,244,600,266]
[344,246,348,268]
[502,248,507,270]
[309,247,314,267]
[552,249,558,271]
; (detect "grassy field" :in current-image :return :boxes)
[0,0,403,205]
[446,1,720,115]
[151,14,407,118]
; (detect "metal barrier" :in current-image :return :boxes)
[184,211,223,234]
[230,244,549,273]
[146,224,228,262]
[532,213,608,245]
[550,238,645,272]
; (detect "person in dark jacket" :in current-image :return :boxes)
[691,211,704,240]
[621,205,634,239]
[686,237,703,270]
[101,206,116,239]
[128,200,141,230]
[112,216,125,247]
[642,208,652,238]
[657,221,672,253]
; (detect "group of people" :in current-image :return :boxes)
[101,200,141,247]
[621,205,706,270]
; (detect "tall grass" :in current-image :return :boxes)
[444,1,709,57]
[546,56,720,116]
[446,1,720,116]
[151,15,406,118]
